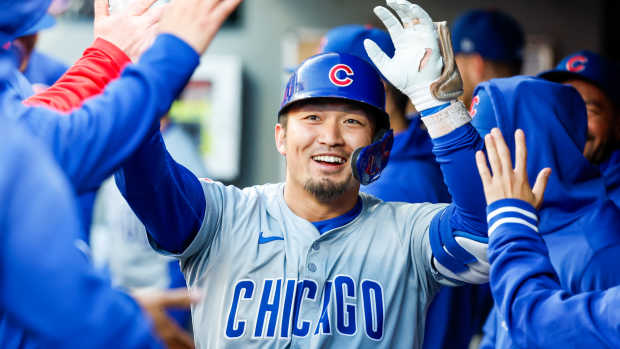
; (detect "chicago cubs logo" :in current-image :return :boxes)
[469,95,480,117]
[329,64,354,87]
[565,55,588,73]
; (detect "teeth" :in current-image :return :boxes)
[313,155,345,164]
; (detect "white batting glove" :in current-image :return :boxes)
[364,0,445,111]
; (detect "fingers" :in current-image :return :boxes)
[514,129,528,179]
[491,128,513,175]
[388,0,435,31]
[128,0,160,16]
[157,312,195,349]
[156,288,198,309]
[143,4,166,26]
[364,39,391,71]
[373,6,405,39]
[93,0,110,19]
[484,133,502,177]
[209,0,243,25]
[532,168,551,209]
[475,150,492,186]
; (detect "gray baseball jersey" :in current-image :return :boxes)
[153,180,449,348]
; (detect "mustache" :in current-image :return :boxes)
[586,132,595,142]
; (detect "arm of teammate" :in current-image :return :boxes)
[477,128,620,347]
[15,0,242,194]
[366,0,487,284]
[24,0,162,112]
[0,123,161,349]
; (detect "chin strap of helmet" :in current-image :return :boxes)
[351,129,394,185]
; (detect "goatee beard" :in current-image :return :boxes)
[304,178,351,202]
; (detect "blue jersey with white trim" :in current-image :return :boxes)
[152,181,447,349]
[487,198,620,348]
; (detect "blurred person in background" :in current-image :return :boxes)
[452,9,524,110]
[538,51,620,206]
[9,0,70,92]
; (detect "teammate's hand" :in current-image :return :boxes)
[93,0,165,62]
[364,0,444,111]
[134,288,200,349]
[159,0,243,55]
[475,128,551,209]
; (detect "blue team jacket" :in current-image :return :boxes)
[487,198,620,348]
[0,120,161,348]
[601,150,620,208]
[0,0,200,346]
[470,76,620,349]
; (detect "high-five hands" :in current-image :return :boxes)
[94,0,165,62]
[364,0,444,111]
[159,0,243,55]
[475,128,551,209]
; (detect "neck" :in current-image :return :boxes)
[283,180,359,222]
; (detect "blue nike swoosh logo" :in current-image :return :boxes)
[258,231,284,244]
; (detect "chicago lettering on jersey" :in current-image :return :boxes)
[225,276,384,341]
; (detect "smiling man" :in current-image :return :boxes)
[115,1,490,348]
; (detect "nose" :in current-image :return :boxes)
[317,118,344,147]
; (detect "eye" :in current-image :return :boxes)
[344,118,363,126]
[304,114,321,121]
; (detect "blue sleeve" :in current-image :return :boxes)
[115,131,205,254]
[0,125,161,348]
[431,123,487,236]
[488,199,620,348]
[16,34,199,194]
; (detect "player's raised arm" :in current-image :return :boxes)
[366,0,488,284]
[475,128,620,347]
[116,0,244,255]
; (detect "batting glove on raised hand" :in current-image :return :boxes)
[364,0,444,111]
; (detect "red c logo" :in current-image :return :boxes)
[469,95,480,117]
[565,55,588,73]
[329,64,354,87]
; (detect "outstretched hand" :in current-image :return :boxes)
[94,0,165,62]
[475,128,551,209]
[159,0,243,55]
[364,0,444,110]
[133,288,201,349]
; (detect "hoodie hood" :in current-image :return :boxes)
[470,76,607,234]
[0,0,52,45]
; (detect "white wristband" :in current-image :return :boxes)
[421,101,471,138]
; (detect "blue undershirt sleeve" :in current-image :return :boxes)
[431,123,487,236]
[115,131,205,255]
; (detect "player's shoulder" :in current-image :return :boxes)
[197,179,283,206]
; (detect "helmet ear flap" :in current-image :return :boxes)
[351,129,394,185]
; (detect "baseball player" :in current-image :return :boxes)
[538,51,620,206]
[0,0,241,347]
[318,24,490,349]
[476,127,620,348]
[116,1,492,348]
[0,119,164,348]
[451,9,524,109]
[469,76,620,349]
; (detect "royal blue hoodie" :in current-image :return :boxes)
[0,120,161,348]
[0,0,199,346]
[470,76,620,349]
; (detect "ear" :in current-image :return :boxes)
[275,123,287,156]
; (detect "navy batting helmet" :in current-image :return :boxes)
[278,52,393,185]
